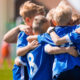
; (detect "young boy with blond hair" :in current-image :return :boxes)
[46,1,80,80]
[13,1,45,80]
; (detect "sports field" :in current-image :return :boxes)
[0,61,13,80]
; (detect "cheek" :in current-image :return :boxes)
[46,23,50,30]
[32,30,34,33]
[30,19,34,26]
[31,18,34,23]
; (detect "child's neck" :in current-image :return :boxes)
[33,32,40,35]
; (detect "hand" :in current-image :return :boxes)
[28,40,39,50]
[67,47,78,57]
[27,35,38,43]
[18,25,32,35]
[27,36,34,43]
[47,26,54,34]
[75,28,80,34]
[14,57,22,66]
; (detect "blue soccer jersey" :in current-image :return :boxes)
[66,29,80,55]
[13,64,28,80]
[13,31,28,80]
[37,25,80,77]
[17,31,54,80]
[17,31,29,66]
[13,64,26,80]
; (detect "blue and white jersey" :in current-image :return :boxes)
[37,25,80,77]
[17,31,29,66]
[65,24,80,55]
[13,31,29,80]
[17,31,28,48]
[17,31,54,80]
[66,26,80,55]
[13,64,25,80]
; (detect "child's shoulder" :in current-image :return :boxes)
[18,31,28,39]
[77,24,80,27]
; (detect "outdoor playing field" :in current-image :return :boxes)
[0,61,13,80]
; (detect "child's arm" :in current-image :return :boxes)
[47,27,68,45]
[3,25,32,43]
[27,35,38,43]
[75,28,80,34]
[45,44,78,57]
[3,26,20,43]
[17,40,39,56]
[50,31,68,45]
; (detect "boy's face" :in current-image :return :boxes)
[25,16,34,27]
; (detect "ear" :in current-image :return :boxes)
[25,17,30,23]
[69,19,73,25]
[52,20,57,26]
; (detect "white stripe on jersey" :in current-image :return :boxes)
[21,66,25,80]
[19,57,26,66]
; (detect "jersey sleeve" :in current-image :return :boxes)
[65,31,80,55]
[37,34,46,44]
[66,31,80,44]
[17,31,28,49]
[37,35,43,44]
[19,56,27,66]
[37,33,50,44]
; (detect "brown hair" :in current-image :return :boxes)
[19,1,45,20]
[33,15,49,34]
[72,13,80,25]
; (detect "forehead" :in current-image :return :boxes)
[30,13,45,19]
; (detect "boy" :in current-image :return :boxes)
[12,1,45,80]
[46,1,80,80]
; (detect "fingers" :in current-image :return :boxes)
[71,47,78,57]
[68,47,78,57]
[25,29,31,35]
[14,57,22,66]
[33,44,39,48]
[29,40,39,49]
[71,46,76,48]
[31,40,39,45]
[75,28,80,33]
[19,25,32,35]
[47,27,54,33]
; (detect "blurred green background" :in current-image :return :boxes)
[0,61,14,80]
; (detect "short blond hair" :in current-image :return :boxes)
[53,1,72,26]
[19,1,45,19]
[46,8,55,21]
[33,15,49,34]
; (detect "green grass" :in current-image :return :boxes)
[0,61,14,80]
